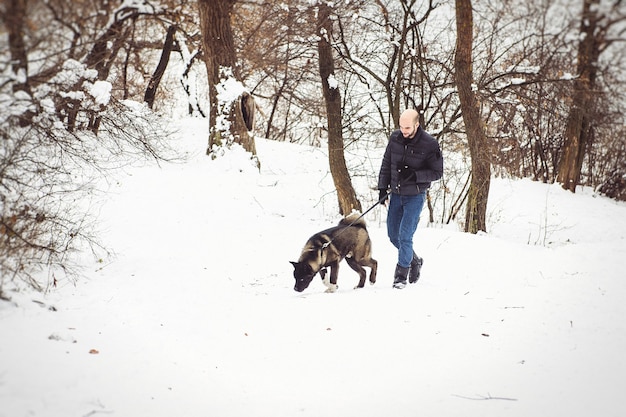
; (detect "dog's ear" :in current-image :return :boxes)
[290,261,298,268]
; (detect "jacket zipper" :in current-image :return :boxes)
[400,141,421,194]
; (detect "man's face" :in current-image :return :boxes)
[399,118,418,139]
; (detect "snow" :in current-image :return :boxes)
[87,80,112,106]
[1,116,626,417]
[327,73,339,89]
[217,70,246,104]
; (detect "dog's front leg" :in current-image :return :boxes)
[323,262,339,293]
[319,268,327,281]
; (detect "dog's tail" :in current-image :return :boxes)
[339,212,366,229]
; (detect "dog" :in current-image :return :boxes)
[290,213,377,293]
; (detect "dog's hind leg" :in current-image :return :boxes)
[346,257,368,289]
[361,257,377,285]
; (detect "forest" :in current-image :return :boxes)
[1,0,625,294]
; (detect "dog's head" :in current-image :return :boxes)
[290,261,316,292]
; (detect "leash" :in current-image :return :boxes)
[321,190,390,249]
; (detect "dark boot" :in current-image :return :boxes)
[409,252,423,284]
[393,264,410,289]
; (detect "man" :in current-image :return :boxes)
[378,109,443,289]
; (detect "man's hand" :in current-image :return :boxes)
[379,189,389,206]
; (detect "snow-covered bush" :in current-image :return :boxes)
[0,59,175,296]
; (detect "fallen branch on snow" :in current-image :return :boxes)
[452,393,518,401]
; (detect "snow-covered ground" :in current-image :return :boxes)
[1,117,625,417]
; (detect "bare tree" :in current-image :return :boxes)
[230,1,326,145]
[197,0,258,166]
[455,0,491,233]
[316,2,362,215]
[466,0,570,184]
[453,0,624,201]
[144,25,178,109]
[334,0,444,133]
[557,0,625,192]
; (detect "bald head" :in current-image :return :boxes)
[399,109,420,139]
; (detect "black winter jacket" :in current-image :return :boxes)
[377,126,443,195]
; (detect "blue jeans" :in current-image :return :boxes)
[387,192,426,267]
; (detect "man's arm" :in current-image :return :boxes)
[414,144,443,183]
[377,144,392,190]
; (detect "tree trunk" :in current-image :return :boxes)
[198,0,257,164]
[2,0,35,126]
[455,0,491,233]
[556,0,601,192]
[317,3,362,216]
[3,0,31,95]
[144,25,177,109]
